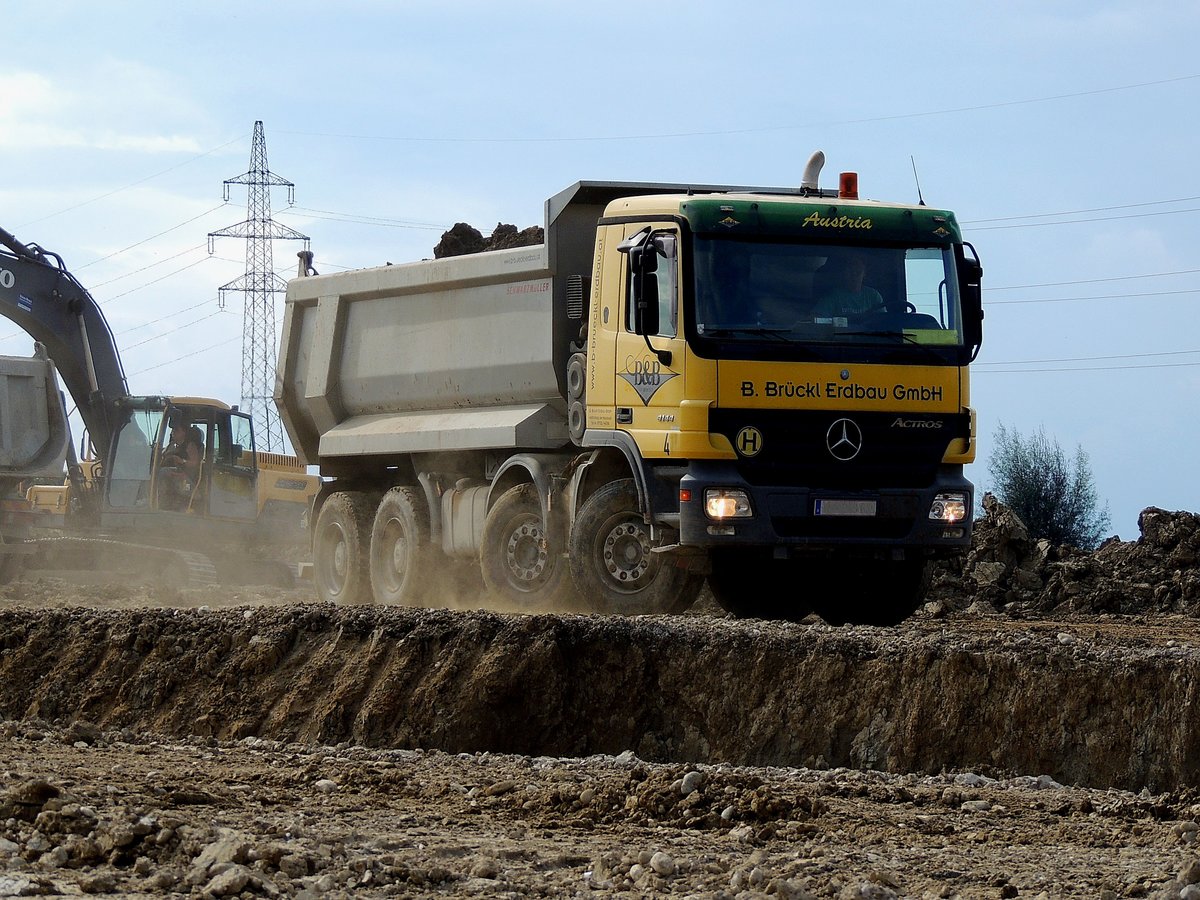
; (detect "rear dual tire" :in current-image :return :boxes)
[312,491,376,605]
[480,483,572,611]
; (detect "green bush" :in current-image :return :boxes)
[986,423,1111,550]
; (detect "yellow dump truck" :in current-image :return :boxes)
[277,153,983,623]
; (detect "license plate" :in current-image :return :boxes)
[814,499,877,517]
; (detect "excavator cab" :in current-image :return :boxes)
[105,397,258,523]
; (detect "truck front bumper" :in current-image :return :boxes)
[677,462,973,556]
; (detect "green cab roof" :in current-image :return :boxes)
[680,196,963,244]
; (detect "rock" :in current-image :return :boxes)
[1,779,60,822]
[313,779,338,794]
[649,850,676,876]
[61,721,102,746]
[838,881,899,899]
[38,845,68,869]
[680,770,703,795]
[78,872,118,894]
[191,829,251,874]
[469,857,499,879]
[1181,858,1200,885]
[203,863,254,897]
[278,853,310,878]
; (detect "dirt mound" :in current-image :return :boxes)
[4,602,1200,792]
[433,222,543,258]
[931,495,1200,617]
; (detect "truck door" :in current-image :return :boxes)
[207,411,258,522]
[614,226,687,459]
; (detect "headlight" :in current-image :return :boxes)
[705,488,753,519]
[929,492,968,523]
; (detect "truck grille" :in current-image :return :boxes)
[709,409,970,490]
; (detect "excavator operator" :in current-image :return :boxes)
[160,421,203,510]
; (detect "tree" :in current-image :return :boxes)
[986,423,1111,549]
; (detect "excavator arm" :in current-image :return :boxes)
[0,224,129,460]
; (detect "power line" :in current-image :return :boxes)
[15,136,245,228]
[986,288,1200,306]
[76,205,229,270]
[112,298,218,335]
[987,268,1200,292]
[280,206,445,229]
[978,347,1200,366]
[277,74,1200,144]
[122,308,230,350]
[968,205,1200,231]
[961,195,1200,225]
[95,255,214,304]
[89,243,209,288]
[127,334,242,377]
[976,359,1200,373]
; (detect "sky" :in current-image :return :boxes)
[1,1,1197,540]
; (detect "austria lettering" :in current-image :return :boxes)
[801,212,872,230]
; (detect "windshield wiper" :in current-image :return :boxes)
[840,330,949,363]
[702,326,799,342]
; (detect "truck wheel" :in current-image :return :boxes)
[568,479,703,615]
[480,483,571,610]
[313,491,375,605]
[369,487,437,606]
[810,558,929,626]
[707,550,814,622]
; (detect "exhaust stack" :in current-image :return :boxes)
[801,151,825,192]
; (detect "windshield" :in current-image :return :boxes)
[690,237,965,353]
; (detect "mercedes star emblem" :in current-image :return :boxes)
[826,418,863,461]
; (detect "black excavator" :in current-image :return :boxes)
[0,223,316,585]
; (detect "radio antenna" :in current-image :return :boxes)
[910,156,926,207]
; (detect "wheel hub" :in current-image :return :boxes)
[506,520,548,583]
[601,522,652,585]
[383,519,409,588]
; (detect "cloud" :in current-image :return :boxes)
[0,64,204,153]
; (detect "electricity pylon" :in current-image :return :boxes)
[208,120,308,453]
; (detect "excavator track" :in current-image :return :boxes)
[23,536,220,587]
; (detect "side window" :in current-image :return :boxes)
[903,248,951,324]
[107,409,161,508]
[625,232,678,338]
[229,413,255,467]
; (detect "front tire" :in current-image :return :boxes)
[707,549,814,622]
[369,487,437,606]
[568,479,703,615]
[809,558,929,626]
[480,483,571,610]
[313,491,375,605]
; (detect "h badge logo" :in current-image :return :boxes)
[735,426,763,458]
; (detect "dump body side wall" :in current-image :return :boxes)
[277,245,566,465]
[0,351,69,482]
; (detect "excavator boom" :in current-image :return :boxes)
[0,224,129,460]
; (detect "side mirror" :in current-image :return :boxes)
[958,244,984,358]
[631,247,661,336]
